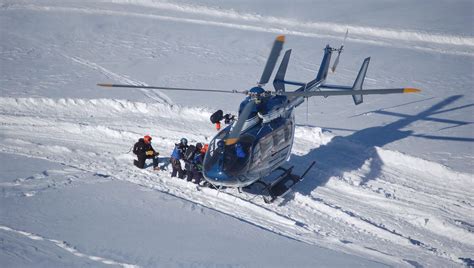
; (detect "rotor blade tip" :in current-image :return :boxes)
[276,35,285,42]
[403,88,421,93]
[97,83,113,87]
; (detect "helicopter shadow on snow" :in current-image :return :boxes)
[279,94,474,205]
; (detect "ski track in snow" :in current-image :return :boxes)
[0,225,138,268]
[1,97,473,267]
[2,2,473,57]
[0,22,173,106]
[66,55,174,106]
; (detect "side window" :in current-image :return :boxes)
[273,128,285,146]
[260,135,273,158]
[284,121,292,141]
[250,145,261,168]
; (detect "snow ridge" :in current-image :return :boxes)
[5,3,473,56]
[105,0,474,47]
[0,97,211,120]
[0,225,139,268]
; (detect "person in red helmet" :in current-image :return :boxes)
[133,135,160,170]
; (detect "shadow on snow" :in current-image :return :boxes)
[283,95,473,203]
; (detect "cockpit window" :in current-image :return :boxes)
[204,130,255,177]
[224,135,254,174]
[204,130,227,171]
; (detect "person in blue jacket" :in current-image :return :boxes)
[190,143,208,185]
[170,138,188,178]
[235,142,246,158]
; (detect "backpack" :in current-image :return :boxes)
[210,110,224,124]
[184,145,196,161]
[133,139,144,155]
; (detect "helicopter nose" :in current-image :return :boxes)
[203,165,241,187]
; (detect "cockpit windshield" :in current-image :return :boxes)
[203,128,254,178]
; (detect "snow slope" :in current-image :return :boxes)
[1,0,473,267]
[1,0,473,172]
[3,153,374,268]
[1,97,472,267]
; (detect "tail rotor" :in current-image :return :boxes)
[331,29,349,73]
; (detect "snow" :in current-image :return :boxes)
[1,0,473,267]
[0,153,379,268]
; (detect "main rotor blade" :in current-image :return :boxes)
[279,88,421,97]
[258,35,285,86]
[225,100,256,145]
[97,83,245,94]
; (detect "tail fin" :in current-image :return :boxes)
[315,45,333,83]
[273,49,292,92]
[352,57,370,105]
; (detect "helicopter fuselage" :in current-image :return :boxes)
[202,94,303,187]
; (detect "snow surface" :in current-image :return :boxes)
[1,0,473,267]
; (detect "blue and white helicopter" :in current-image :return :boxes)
[99,34,420,203]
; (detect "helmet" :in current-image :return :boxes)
[180,138,188,146]
[144,135,152,143]
[201,144,209,153]
[196,143,203,150]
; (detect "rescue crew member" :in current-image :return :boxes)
[133,135,160,170]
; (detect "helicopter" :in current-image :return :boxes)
[98,34,420,203]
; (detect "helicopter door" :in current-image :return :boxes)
[284,120,292,141]
[273,127,286,147]
[250,134,273,170]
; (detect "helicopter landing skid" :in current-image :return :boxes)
[261,161,316,203]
